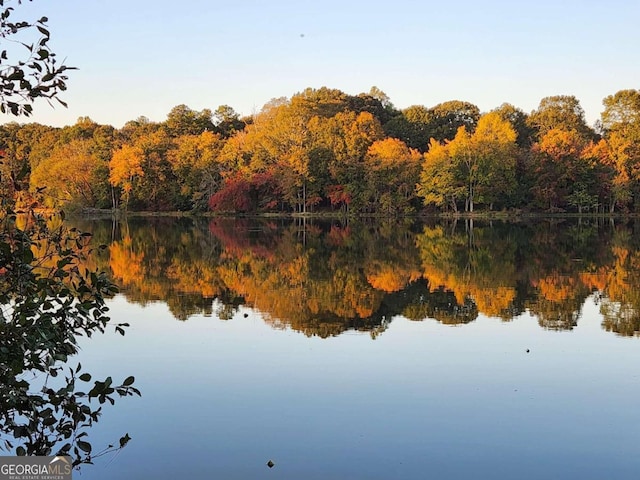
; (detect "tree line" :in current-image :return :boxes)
[2,87,640,215]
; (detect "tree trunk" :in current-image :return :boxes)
[302,180,306,215]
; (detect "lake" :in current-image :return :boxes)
[67,217,640,479]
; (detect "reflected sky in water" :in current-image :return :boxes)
[76,291,640,480]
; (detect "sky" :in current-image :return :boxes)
[1,0,639,128]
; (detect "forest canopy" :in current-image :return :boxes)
[3,87,640,215]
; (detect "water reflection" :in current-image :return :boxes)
[72,216,640,338]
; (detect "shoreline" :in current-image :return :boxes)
[70,208,640,221]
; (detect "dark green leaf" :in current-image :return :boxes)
[119,434,131,448]
[77,440,91,453]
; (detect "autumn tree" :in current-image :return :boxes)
[530,128,598,212]
[600,135,634,212]
[600,89,640,208]
[213,88,386,214]
[209,172,281,213]
[601,89,640,134]
[580,139,621,213]
[42,117,117,208]
[260,99,315,212]
[119,130,175,210]
[362,138,422,215]
[418,139,465,212]
[30,139,105,209]
[59,116,99,142]
[492,103,536,148]
[490,103,536,206]
[471,112,518,209]
[314,110,384,213]
[0,122,59,202]
[447,127,477,211]
[367,86,393,109]
[528,95,595,140]
[109,144,144,209]
[213,97,298,211]
[418,112,517,212]
[168,131,224,210]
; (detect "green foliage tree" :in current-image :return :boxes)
[528,95,595,140]
[213,104,245,138]
[163,104,214,137]
[384,105,433,152]
[346,87,397,126]
[0,2,139,466]
[0,0,74,116]
[428,100,481,142]
[118,115,160,143]
[385,101,480,153]
[0,208,139,464]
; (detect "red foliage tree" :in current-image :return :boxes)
[208,172,282,213]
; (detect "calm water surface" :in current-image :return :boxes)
[69,217,640,479]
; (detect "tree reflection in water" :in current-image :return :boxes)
[73,216,640,338]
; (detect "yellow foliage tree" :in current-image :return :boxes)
[30,139,103,209]
[419,112,518,212]
[364,137,422,215]
[109,144,144,209]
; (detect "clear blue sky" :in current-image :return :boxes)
[2,0,639,128]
